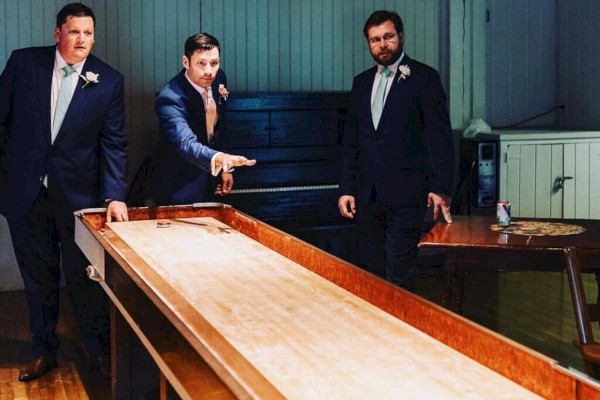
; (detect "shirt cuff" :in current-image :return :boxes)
[210,152,236,175]
[211,152,222,176]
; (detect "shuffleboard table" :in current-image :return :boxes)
[74,204,600,399]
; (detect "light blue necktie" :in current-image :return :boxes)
[51,65,76,144]
[371,67,390,129]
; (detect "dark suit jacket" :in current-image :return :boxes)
[339,55,454,206]
[0,46,128,221]
[153,68,228,205]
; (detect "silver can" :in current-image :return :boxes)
[496,201,511,226]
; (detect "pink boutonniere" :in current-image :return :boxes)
[218,84,229,104]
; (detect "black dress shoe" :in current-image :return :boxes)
[18,356,57,382]
[90,356,111,379]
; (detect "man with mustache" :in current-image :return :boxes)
[0,2,127,381]
[153,33,255,206]
[338,10,454,290]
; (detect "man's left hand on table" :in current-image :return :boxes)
[106,200,129,222]
[428,192,452,223]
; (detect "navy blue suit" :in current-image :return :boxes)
[153,69,228,205]
[0,46,128,358]
[339,56,454,289]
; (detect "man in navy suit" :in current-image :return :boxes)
[153,33,255,206]
[0,3,128,381]
[338,10,454,291]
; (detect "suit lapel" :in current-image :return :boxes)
[210,80,223,121]
[178,71,211,142]
[181,71,207,122]
[390,55,412,97]
[378,56,413,129]
[36,48,55,145]
[363,67,378,131]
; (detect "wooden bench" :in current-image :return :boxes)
[221,92,358,263]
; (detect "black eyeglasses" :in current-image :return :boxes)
[368,33,397,46]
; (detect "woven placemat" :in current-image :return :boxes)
[490,221,586,236]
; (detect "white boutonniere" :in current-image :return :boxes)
[397,64,411,82]
[79,71,99,89]
[218,84,229,104]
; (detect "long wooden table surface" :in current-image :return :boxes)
[74,206,600,400]
[105,216,541,399]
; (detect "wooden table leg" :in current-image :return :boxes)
[562,247,599,378]
[454,267,466,314]
[563,248,593,347]
[444,251,472,314]
[160,372,167,400]
[442,252,457,311]
[110,300,131,400]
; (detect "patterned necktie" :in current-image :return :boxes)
[371,67,390,129]
[51,65,76,144]
[202,86,217,143]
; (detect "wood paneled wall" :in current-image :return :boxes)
[200,0,441,92]
[484,1,557,128]
[558,1,600,129]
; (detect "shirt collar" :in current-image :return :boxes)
[377,52,404,76]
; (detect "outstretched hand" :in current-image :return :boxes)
[216,153,256,173]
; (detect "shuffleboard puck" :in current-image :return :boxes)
[157,219,171,228]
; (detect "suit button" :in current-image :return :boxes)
[38,176,44,182]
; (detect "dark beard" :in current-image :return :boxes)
[372,47,402,66]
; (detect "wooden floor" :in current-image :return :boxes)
[415,262,597,374]
[0,262,597,399]
[414,206,598,375]
[0,290,111,400]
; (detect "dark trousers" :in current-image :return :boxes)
[356,200,426,291]
[7,187,109,359]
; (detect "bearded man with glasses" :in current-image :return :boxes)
[338,10,454,291]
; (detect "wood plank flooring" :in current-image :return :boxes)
[415,264,599,374]
[0,263,597,399]
[0,290,111,400]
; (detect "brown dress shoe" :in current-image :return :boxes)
[18,356,57,382]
